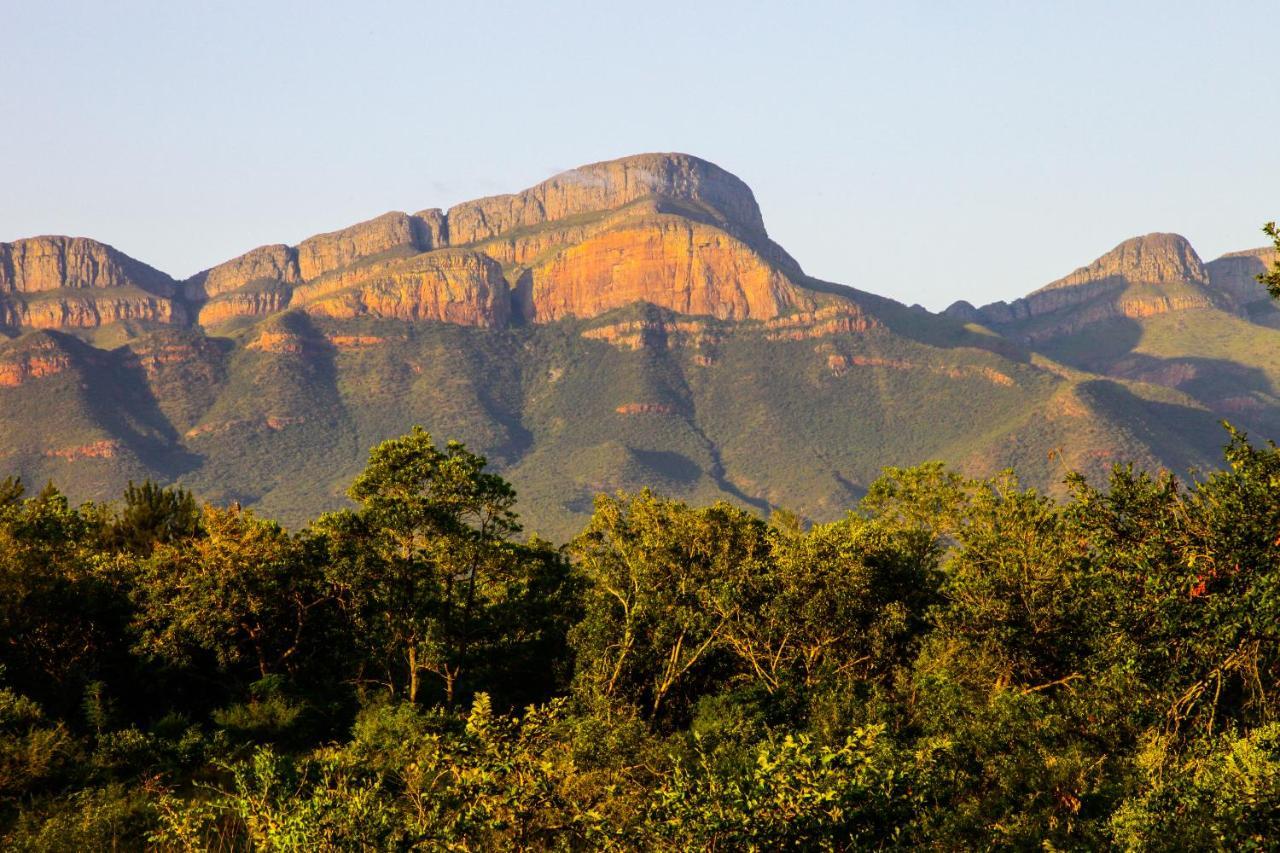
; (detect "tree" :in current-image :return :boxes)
[108,480,201,554]
[569,492,768,726]
[721,516,937,700]
[130,505,329,681]
[0,486,129,715]
[1258,221,1280,300]
[320,427,569,707]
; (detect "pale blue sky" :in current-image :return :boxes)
[2,1,1275,309]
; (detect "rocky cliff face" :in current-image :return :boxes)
[0,236,175,295]
[0,154,824,333]
[519,216,812,323]
[447,153,769,246]
[182,209,451,322]
[12,157,1264,346]
[185,244,300,301]
[295,250,511,326]
[0,237,184,329]
[197,288,292,326]
[2,292,187,329]
[169,153,817,330]
[296,212,424,281]
[948,233,1220,339]
[0,332,74,387]
[1038,233,1208,292]
[1206,247,1279,306]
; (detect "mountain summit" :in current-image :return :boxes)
[1039,233,1207,291]
[946,232,1224,339]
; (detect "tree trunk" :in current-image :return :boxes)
[408,644,419,704]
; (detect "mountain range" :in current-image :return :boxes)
[2,152,1277,539]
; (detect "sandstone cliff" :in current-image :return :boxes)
[0,236,184,330]
[296,211,425,281]
[950,234,1220,339]
[447,153,769,246]
[518,215,813,323]
[0,332,74,387]
[2,291,187,329]
[0,236,175,295]
[295,250,510,327]
[1206,247,1279,306]
[197,287,292,326]
[174,154,819,330]
[185,244,300,301]
[1038,233,1208,293]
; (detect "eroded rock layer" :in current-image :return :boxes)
[947,233,1222,339]
[520,217,812,323]
[296,250,511,327]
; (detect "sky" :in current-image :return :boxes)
[2,0,1276,310]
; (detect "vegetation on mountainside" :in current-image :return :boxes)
[4,298,1245,542]
[4,419,1280,848]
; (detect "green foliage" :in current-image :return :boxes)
[1112,724,1280,850]
[642,727,916,850]
[109,479,201,553]
[5,425,1280,848]
[321,427,574,707]
[130,504,331,680]
[1259,221,1280,300]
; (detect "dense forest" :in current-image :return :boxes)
[2,421,1280,850]
[0,241,1277,851]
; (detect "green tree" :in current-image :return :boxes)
[108,480,201,554]
[321,427,570,707]
[569,491,769,727]
[1258,221,1280,299]
[130,505,329,681]
[0,487,129,715]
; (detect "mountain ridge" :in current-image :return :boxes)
[1,152,1276,538]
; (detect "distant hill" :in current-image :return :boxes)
[2,153,1276,538]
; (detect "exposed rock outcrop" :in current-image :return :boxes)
[964,234,1219,339]
[0,334,73,387]
[1038,233,1207,292]
[2,291,186,329]
[520,216,812,323]
[448,153,769,246]
[762,305,877,340]
[0,236,175,295]
[185,244,300,301]
[183,210,453,325]
[943,300,983,323]
[1206,247,1279,306]
[0,153,817,333]
[43,439,120,461]
[0,237,184,330]
[296,212,422,281]
[581,315,722,351]
[198,288,292,326]
[296,250,510,327]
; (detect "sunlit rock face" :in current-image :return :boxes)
[295,250,511,327]
[518,216,813,323]
[0,236,184,329]
[0,236,175,294]
[446,153,771,246]
[964,233,1222,339]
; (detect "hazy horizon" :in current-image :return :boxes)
[3,0,1276,310]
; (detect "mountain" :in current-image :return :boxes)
[1,154,1276,538]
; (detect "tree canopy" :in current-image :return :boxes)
[4,424,1280,848]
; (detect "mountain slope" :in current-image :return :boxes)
[1,154,1275,537]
